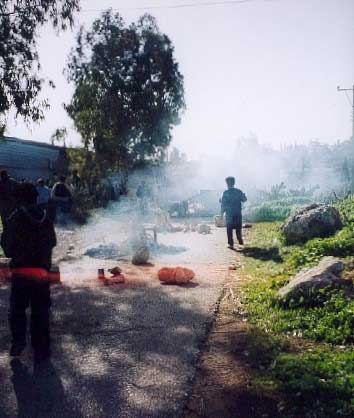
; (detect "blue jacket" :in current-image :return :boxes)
[221,188,247,224]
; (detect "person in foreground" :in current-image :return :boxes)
[1,182,57,362]
[221,176,247,249]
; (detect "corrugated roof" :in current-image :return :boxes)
[0,136,62,170]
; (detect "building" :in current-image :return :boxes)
[0,136,68,181]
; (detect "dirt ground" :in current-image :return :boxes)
[184,234,281,418]
[0,209,245,418]
[0,206,283,418]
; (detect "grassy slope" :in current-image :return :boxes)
[237,197,354,417]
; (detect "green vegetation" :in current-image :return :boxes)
[66,10,185,169]
[237,196,354,417]
[245,198,309,222]
[0,1,79,133]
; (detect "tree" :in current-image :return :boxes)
[0,0,80,134]
[65,10,185,169]
[50,127,68,146]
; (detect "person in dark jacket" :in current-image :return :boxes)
[51,175,72,223]
[0,170,17,234]
[221,176,247,249]
[1,182,57,362]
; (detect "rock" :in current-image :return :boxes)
[277,257,350,304]
[108,266,122,276]
[214,215,226,228]
[158,267,195,284]
[281,204,342,244]
[132,245,150,265]
[242,223,252,229]
[198,223,211,234]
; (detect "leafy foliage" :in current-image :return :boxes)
[50,127,68,146]
[0,0,80,130]
[288,229,354,268]
[237,208,354,417]
[66,10,185,168]
[272,349,354,417]
[245,196,313,222]
[240,200,354,344]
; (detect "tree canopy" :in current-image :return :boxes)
[65,10,185,168]
[0,0,80,134]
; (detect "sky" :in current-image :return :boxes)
[5,0,354,159]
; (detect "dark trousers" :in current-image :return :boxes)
[226,215,243,246]
[9,277,51,352]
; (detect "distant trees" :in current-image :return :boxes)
[50,127,68,146]
[233,134,354,193]
[65,10,185,170]
[0,0,80,134]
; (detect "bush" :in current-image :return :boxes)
[245,197,313,222]
[288,227,354,268]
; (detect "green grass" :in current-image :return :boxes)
[272,348,354,417]
[241,220,354,344]
[242,330,354,417]
[237,196,354,417]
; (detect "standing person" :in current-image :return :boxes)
[51,175,72,223]
[136,181,150,214]
[36,177,51,210]
[0,170,17,233]
[1,182,56,362]
[221,176,247,249]
[71,169,82,190]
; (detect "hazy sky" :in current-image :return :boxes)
[5,0,354,158]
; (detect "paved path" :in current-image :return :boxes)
[0,208,235,418]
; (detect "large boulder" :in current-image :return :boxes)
[281,204,342,244]
[277,257,350,305]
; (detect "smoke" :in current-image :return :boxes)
[166,135,354,203]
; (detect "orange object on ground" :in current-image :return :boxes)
[158,267,195,284]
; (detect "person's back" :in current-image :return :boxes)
[1,182,57,362]
[3,205,56,269]
[221,177,247,248]
[36,178,51,208]
[52,181,72,199]
[51,176,72,221]
[0,170,17,228]
[221,187,246,218]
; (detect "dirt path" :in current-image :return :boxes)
[184,239,281,418]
